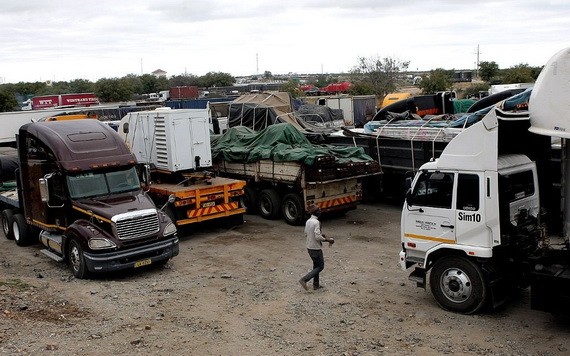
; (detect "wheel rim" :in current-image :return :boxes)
[240,195,251,210]
[70,244,81,272]
[439,267,472,303]
[2,218,9,236]
[13,221,20,242]
[283,200,298,221]
[260,196,271,215]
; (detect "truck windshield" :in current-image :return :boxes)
[67,167,140,199]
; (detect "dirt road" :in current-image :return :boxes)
[1,202,569,355]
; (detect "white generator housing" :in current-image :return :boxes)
[120,108,212,171]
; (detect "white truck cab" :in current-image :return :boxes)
[399,47,570,314]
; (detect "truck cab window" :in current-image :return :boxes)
[26,136,48,161]
[457,174,479,211]
[67,167,140,199]
[412,172,454,209]
[501,170,535,202]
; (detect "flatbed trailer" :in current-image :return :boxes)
[147,175,246,226]
[214,158,379,225]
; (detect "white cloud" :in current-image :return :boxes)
[0,0,569,83]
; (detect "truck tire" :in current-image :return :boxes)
[13,213,33,247]
[258,189,281,220]
[281,193,305,226]
[429,256,488,314]
[68,239,90,279]
[240,186,258,214]
[1,209,14,240]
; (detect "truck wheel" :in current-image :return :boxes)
[258,189,281,220]
[1,209,14,240]
[429,256,488,314]
[13,214,33,246]
[282,193,304,226]
[68,239,90,279]
[240,186,258,214]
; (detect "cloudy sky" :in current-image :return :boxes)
[0,0,568,84]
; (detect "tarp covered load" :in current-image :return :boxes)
[363,89,532,132]
[228,92,305,131]
[211,123,375,166]
[296,104,344,125]
[0,155,18,183]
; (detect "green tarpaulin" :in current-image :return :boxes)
[211,123,374,166]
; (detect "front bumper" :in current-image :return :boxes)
[83,236,179,273]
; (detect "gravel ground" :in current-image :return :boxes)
[1,202,569,355]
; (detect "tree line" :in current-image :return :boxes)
[279,56,543,100]
[0,58,544,112]
[0,72,235,112]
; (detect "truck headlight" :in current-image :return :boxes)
[88,238,117,250]
[164,222,177,236]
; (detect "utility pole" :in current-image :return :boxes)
[474,45,481,78]
[256,53,259,75]
[140,58,143,75]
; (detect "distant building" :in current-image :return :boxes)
[152,69,167,78]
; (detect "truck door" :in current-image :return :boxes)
[455,173,487,247]
[404,171,456,251]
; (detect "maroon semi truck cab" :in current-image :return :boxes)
[4,120,178,278]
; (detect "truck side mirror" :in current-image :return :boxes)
[39,173,64,208]
[122,122,129,134]
[405,177,413,190]
[142,164,151,185]
[160,194,176,212]
[405,188,413,206]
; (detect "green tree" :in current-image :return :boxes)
[348,82,375,96]
[140,74,161,94]
[279,81,303,98]
[201,72,235,88]
[68,79,96,93]
[418,68,453,94]
[350,55,410,97]
[314,74,334,88]
[459,83,490,99]
[95,78,134,102]
[478,61,499,82]
[501,63,535,84]
[9,82,46,97]
[0,90,18,112]
[121,74,144,95]
[169,74,201,87]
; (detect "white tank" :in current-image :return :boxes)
[529,47,570,138]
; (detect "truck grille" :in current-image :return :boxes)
[112,209,160,240]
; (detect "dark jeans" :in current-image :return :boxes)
[301,249,324,287]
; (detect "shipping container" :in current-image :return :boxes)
[169,86,199,100]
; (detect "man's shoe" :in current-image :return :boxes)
[313,285,324,290]
[299,279,308,291]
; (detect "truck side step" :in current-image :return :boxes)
[408,267,426,289]
[40,249,64,262]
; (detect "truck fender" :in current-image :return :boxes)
[423,244,473,271]
[62,220,106,257]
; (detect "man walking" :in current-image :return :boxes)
[299,204,334,291]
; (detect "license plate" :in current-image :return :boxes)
[202,201,215,208]
[134,258,152,268]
